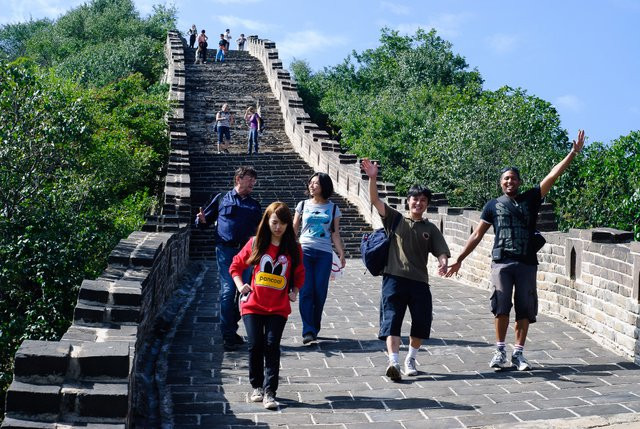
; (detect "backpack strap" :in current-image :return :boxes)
[329,202,337,233]
[497,195,528,225]
[391,212,402,231]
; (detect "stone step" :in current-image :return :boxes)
[5,380,128,421]
[73,300,140,325]
[5,381,61,416]
[11,340,130,381]
[61,382,128,418]
[77,279,141,307]
[1,418,124,428]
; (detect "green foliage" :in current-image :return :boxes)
[553,132,640,239]
[3,0,175,86]
[0,59,168,406]
[0,0,174,409]
[293,27,638,237]
[0,19,53,60]
[420,87,568,207]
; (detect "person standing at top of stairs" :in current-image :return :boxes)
[216,33,228,62]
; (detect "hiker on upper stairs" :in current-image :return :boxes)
[187,24,197,49]
[216,33,227,62]
[215,103,234,153]
[195,29,208,64]
[244,106,261,155]
[237,33,246,51]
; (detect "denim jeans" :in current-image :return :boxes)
[247,128,259,154]
[216,48,225,62]
[216,244,252,339]
[298,247,333,337]
[242,313,287,394]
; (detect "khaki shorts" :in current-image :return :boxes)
[490,260,538,322]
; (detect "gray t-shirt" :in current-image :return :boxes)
[295,199,341,254]
[216,111,232,127]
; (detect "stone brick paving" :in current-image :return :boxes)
[166,259,640,428]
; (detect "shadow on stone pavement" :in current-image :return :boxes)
[165,259,640,428]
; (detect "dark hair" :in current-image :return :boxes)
[500,166,521,181]
[234,166,258,183]
[247,202,300,269]
[201,29,205,33]
[406,185,433,203]
[226,29,230,32]
[307,172,334,200]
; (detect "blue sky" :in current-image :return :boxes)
[2,0,638,145]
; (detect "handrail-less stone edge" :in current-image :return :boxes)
[246,35,640,365]
[2,30,191,428]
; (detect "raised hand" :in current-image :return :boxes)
[360,158,378,179]
[572,129,585,154]
[197,207,207,224]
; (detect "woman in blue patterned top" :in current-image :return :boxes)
[293,172,346,345]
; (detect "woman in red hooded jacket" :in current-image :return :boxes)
[230,201,305,410]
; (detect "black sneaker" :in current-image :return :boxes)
[223,338,238,351]
[302,333,315,345]
[232,333,245,345]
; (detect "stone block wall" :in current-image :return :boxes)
[247,35,640,365]
[424,207,640,363]
[2,31,191,427]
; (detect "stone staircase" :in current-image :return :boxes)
[182,47,372,259]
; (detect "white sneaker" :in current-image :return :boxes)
[250,387,263,402]
[404,357,418,376]
[263,391,278,409]
[489,349,512,369]
[385,361,402,381]
[511,351,532,371]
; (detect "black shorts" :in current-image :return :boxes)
[378,274,432,340]
[490,261,538,322]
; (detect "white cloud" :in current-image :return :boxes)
[555,95,583,112]
[485,33,518,54]
[216,14,271,32]
[395,12,469,39]
[278,30,347,60]
[380,1,410,16]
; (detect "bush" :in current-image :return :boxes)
[0,0,175,411]
[293,27,638,236]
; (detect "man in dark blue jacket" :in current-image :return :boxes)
[196,166,262,350]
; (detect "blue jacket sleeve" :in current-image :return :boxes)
[194,193,221,229]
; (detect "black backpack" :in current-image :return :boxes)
[360,214,402,276]
[258,115,265,132]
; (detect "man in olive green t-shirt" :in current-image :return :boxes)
[361,158,450,381]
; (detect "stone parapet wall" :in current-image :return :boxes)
[2,31,190,428]
[247,36,403,229]
[424,207,640,363]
